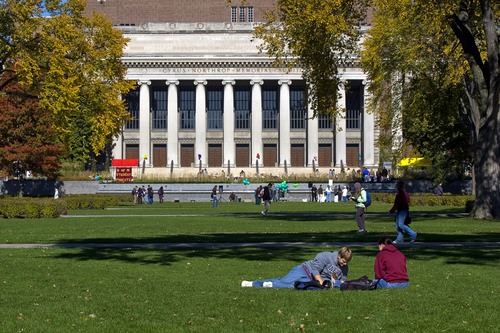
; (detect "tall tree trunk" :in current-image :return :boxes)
[451,0,499,219]
[472,109,500,219]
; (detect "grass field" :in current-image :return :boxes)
[1,201,499,332]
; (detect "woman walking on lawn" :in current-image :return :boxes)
[390,180,417,243]
[241,247,352,288]
[373,237,409,289]
[351,182,368,233]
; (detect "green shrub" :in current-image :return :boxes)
[373,192,473,208]
[23,203,41,218]
[41,205,60,218]
[3,204,24,218]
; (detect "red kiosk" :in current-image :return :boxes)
[111,159,139,182]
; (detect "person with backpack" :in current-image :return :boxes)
[390,180,417,243]
[261,183,273,216]
[241,247,352,289]
[373,237,409,288]
[211,185,219,208]
[351,182,368,233]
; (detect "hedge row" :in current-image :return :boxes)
[375,193,473,206]
[0,193,473,218]
[0,195,128,219]
[372,192,474,212]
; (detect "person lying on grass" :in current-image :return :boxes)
[373,236,409,289]
[241,247,352,288]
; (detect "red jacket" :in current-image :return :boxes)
[374,244,409,283]
[390,190,410,213]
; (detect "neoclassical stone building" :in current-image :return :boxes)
[85,1,378,176]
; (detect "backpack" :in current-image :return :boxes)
[363,189,372,207]
[294,279,331,291]
[340,275,377,291]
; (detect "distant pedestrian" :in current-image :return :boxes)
[147,185,154,204]
[255,185,262,205]
[158,186,164,203]
[381,167,388,182]
[211,185,219,208]
[390,180,417,243]
[137,186,143,204]
[342,186,348,202]
[325,185,332,203]
[434,183,443,196]
[311,184,318,202]
[141,186,147,204]
[351,182,368,233]
[261,183,273,216]
[132,186,138,204]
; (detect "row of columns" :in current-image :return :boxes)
[128,79,375,168]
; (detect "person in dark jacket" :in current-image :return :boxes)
[261,183,273,216]
[373,237,409,289]
[390,180,417,243]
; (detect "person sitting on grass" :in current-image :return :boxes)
[241,247,352,288]
[373,237,409,289]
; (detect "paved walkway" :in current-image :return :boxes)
[1,241,499,249]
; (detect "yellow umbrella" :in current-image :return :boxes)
[398,157,432,167]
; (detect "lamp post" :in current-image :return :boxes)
[256,153,260,177]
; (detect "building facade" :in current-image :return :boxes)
[85,1,378,176]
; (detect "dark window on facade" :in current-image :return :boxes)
[346,82,362,129]
[179,86,195,130]
[231,7,237,22]
[247,7,254,22]
[234,87,251,129]
[207,86,223,130]
[262,87,278,129]
[318,114,333,129]
[239,7,245,22]
[152,87,168,130]
[290,87,306,129]
[231,6,253,22]
[125,88,139,130]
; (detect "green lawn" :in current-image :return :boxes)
[1,202,499,332]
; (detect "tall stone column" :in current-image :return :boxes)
[335,81,347,168]
[195,80,207,166]
[278,80,291,166]
[250,80,263,166]
[139,80,151,167]
[222,80,235,168]
[307,95,319,168]
[362,80,375,167]
[113,94,124,159]
[167,80,179,167]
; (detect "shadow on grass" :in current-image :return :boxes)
[52,210,499,268]
[52,243,500,268]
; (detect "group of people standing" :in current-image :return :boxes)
[310,184,353,203]
[132,185,165,204]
